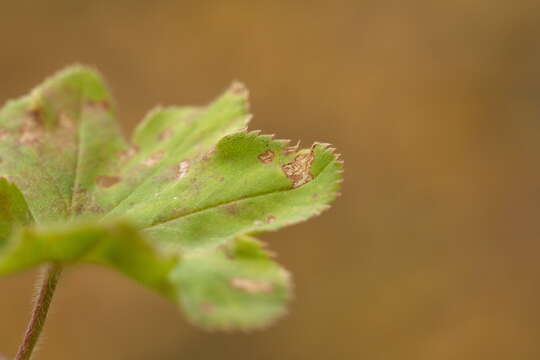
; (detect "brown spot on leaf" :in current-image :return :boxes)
[159,128,173,141]
[224,203,240,215]
[176,160,190,180]
[143,150,165,166]
[89,205,105,214]
[222,244,236,259]
[19,110,44,145]
[29,108,44,124]
[281,149,314,188]
[200,302,215,314]
[59,112,74,129]
[258,149,274,163]
[96,175,122,188]
[201,148,216,162]
[230,278,273,294]
[229,82,248,96]
[119,146,139,161]
[75,203,84,215]
[0,128,8,140]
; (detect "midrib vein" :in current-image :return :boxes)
[142,160,332,230]
[68,93,84,218]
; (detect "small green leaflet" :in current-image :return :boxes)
[0,66,342,330]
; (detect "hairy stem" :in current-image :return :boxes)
[15,263,62,360]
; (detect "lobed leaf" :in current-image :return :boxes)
[0,66,342,330]
[0,66,123,223]
[85,82,250,216]
[119,131,342,253]
[171,235,292,329]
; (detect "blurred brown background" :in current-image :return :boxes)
[1,1,540,359]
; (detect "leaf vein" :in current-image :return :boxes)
[144,159,335,230]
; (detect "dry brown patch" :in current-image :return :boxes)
[258,149,274,163]
[0,128,8,140]
[59,112,74,129]
[230,278,273,294]
[143,150,165,166]
[176,160,190,180]
[119,146,139,162]
[281,149,314,188]
[200,302,216,314]
[96,175,122,188]
[223,203,240,215]
[159,128,173,141]
[229,82,248,96]
[19,109,45,145]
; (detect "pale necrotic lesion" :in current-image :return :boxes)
[96,175,122,188]
[176,160,190,180]
[19,110,45,145]
[257,149,275,163]
[159,128,174,141]
[281,148,314,188]
[143,150,165,167]
[230,277,274,294]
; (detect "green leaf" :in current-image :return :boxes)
[171,235,291,330]
[0,66,342,330]
[0,220,176,296]
[0,178,33,244]
[0,66,123,223]
[101,131,342,253]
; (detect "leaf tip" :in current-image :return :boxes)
[228,81,249,98]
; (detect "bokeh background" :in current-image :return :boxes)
[1,1,540,359]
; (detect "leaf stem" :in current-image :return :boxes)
[15,263,62,360]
